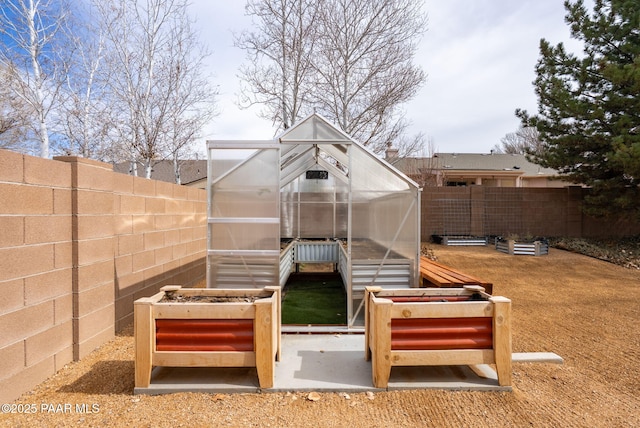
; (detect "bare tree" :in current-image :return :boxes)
[57,2,112,159]
[0,0,72,158]
[163,12,218,184]
[0,65,34,152]
[236,0,427,153]
[494,125,543,155]
[396,135,440,187]
[236,0,319,131]
[312,0,427,154]
[97,0,216,178]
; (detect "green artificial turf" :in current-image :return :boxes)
[281,276,346,325]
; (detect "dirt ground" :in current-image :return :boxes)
[1,245,639,427]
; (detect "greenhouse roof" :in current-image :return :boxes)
[277,114,419,191]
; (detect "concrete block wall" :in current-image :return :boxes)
[112,170,206,332]
[0,150,74,404]
[0,150,206,403]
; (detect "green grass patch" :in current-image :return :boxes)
[281,276,346,325]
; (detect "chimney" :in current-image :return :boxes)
[385,144,399,161]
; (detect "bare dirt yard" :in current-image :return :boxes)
[1,245,638,427]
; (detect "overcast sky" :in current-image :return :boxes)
[190,1,588,154]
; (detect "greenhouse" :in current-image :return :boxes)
[206,114,421,326]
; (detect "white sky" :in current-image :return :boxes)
[190,1,588,154]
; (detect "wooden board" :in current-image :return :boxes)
[420,257,493,294]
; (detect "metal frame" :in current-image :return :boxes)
[207,114,421,327]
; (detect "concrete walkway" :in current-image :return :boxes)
[134,334,534,395]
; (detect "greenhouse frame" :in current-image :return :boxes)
[206,114,421,327]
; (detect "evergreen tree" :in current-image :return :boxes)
[517,0,640,218]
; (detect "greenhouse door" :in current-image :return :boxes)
[207,141,280,288]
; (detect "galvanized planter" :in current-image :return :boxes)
[432,235,488,246]
[495,237,549,256]
[134,285,281,389]
[364,286,512,389]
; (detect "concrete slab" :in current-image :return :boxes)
[512,352,564,364]
[135,334,511,395]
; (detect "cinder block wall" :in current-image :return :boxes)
[0,150,206,403]
[111,165,206,332]
[0,150,74,405]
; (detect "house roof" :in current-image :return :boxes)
[113,160,207,185]
[394,153,558,177]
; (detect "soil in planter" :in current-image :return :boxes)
[159,294,260,303]
[281,273,346,325]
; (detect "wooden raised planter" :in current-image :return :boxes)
[134,285,281,389]
[365,285,511,388]
[495,237,549,256]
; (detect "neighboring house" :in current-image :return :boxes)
[113,160,207,189]
[113,152,571,190]
[391,152,571,188]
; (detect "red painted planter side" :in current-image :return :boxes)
[391,317,493,350]
[155,319,254,352]
[389,296,473,303]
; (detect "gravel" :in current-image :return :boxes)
[1,245,639,427]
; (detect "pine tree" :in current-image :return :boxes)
[517,0,640,218]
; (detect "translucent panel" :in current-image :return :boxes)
[299,203,335,237]
[208,144,280,289]
[280,181,297,238]
[280,150,316,186]
[367,193,417,260]
[279,168,349,238]
[334,203,348,237]
[210,149,279,218]
[210,223,280,251]
[298,175,335,202]
[280,114,351,143]
[351,191,418,261]
[351,201,372,241]
[350,145,410,194]
[280,202,298,237]
[209,149,257,179]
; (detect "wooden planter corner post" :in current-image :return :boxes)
[134,285,281,390]
[134,297,155,388]
[491,296,512,386]
[365,286,512,388]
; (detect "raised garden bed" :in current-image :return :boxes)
[134,285,281,389]
[495,237,549,256]
[432,235,488,246]
[365,285,511,388]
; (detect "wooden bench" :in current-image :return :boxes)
[364,286,512,388]
[420,256,493,294]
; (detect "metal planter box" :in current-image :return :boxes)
[432,235,488,246]
[495,237,549,256]
[134,285,281,389]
